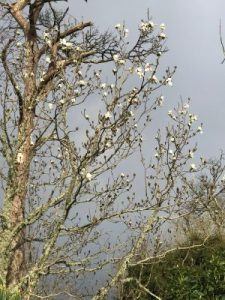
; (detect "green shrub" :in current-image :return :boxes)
[0,287,22,300]
[120,235,225,300]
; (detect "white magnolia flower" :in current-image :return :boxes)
[197,126,203,134]
[118,59,125,65]
[94,72,101,79]
[148,21,155,28]
[136,67,144,78]
[78,80,87,87]
[112,68,117,75]
[105,141,111,148]
[113,54,125,64]
[71,98,76,103]
[48,103,53,110]
[190,163,197,171]
[46,56,51,63]
[168,110,173,117]
[17,152,24,164]
[30,134,35,145]
[183,103,190,110]
[166,77,173,86]
[140,21,155,33]
[60,99,65,104]
[157,95,164,106]
[128,67,134,74]
[144,63,152,72]
[179,103,189,115]
[80,168,86,176]
[160,23,166,30]
[188,114,198,125]
[46,40,52,47]
[59,38,67,45]
[168,149,174,155]
[74,89,80,96]
[188,150,194,159]
[124,28,129,37]
[151,75,158,84]
[100,83,107,89]
[129,111,134,117]
[115,23,121,30]
[86,172,92,181]
[200,156,206,164]
[130,98,139,105]
[113,54,119,62]
[44,32,49,38]
[65,42,73,48]
[104,111,111,119]
[158,32,166,39]
[120,173,125,178]
[189,114,198,121]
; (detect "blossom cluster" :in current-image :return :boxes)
[59,38,73,50]
[115,23,129,38]
[152,101,205,175]
[140,20,155,33]
[80,168,92,181]
[113,54,125,65]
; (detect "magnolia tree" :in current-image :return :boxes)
[119,154,225,300]
[180,154,225,232]
[0,0,204,299]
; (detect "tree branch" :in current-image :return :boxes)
[9,0,30,32]
[60,21,93,39]
[1,39,23,120]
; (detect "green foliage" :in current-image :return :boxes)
[121,235,225,300]
[0,286,22,300]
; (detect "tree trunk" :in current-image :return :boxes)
[6,112,34,286]
[6,38,37,287]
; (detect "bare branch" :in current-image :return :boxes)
[60,21,93,39]
[219,19,225,64]
[9,0,30,32]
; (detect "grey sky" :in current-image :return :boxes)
[67,0,225,159]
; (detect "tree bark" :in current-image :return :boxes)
[6,115,34,286]
[6,37,37,287]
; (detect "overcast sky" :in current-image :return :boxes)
[67,0,225,159]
